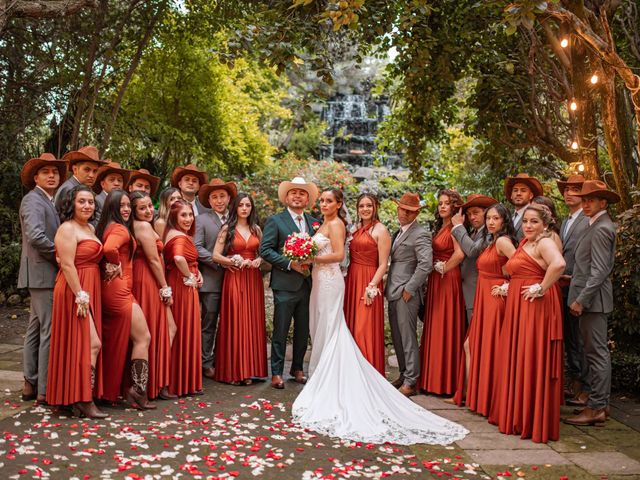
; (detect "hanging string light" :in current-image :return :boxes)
[571,141,579,150]
[577,163,585,172]
[570,100,578,111]
[590,74,599,84]
[560,38,569,48]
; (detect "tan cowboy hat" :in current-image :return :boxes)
[127,168,161,196]
[93,161,131,194]
[574,180,621,204]
[61,146,108,166]
[460,193,498,211]
[556,174,586,195]
[504,173,544,200]
[277,177,319,206]
[21,153,68,190]
[170,164,208,187]
[394,192,423,212]
[198,178,238,208]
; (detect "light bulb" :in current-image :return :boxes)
[577,163,585,172]
[570,100,577,111]
[571,141,579,150]
[560,38,569,48]
[590,74,599,84]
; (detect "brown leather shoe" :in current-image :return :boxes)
[22,379,36,401]
[398,384,417,397]
[271,375,285,389]
[36,394,47,405]
[72,401,109,419]
[573,405,610,419]
[565,391,589,407]
[564,407,607,426]
[203,367,215,379]
[564,379,582,399]
[290,370,307,385]
[391,376,405,389]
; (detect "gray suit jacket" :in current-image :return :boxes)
[18,188,60,289]
[560,210,589,277]
[95,191,107,211]
[568,212,616,314]
[514,215,524,243]
[194,210,224,293]
[452,225,486,311]
[54,175,80,213]
[192,197,211,217]
[385,222,433,301]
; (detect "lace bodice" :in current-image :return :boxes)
[312,233,342,280]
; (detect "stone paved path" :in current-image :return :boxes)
[2,305,640,479]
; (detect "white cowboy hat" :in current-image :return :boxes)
[278,176,319,206]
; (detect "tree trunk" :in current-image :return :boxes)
[0,0,96,32]
[600,64,632,209]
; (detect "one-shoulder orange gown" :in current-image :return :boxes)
[343,224,385,374]
[100,223,137,402]
[132,237,171,399]
[488,241,563,443]
[47,239,103,405]
[165,235,202,396]
[418,224,466,395]
[214,232,267,383]
[453,242,508,415]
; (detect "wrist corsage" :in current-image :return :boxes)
[365,284,380,300]
[105,262,121,275]
[230,254,244,267]
[75,290,90,305]
[497,282,509,296]
[434,260,446,276]
[159,286,173,300]
[527,283,543,298]
[183,273,198,287]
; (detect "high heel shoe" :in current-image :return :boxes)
[72,401,109,419]
[127,359,157,410]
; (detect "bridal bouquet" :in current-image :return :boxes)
[283,232,318,276]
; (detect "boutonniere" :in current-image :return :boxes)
[312,222,320,231]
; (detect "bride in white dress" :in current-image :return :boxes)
[291,188,468,445]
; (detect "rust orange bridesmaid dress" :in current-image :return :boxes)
[418,224,466,395]
[343,223,385,374]
[132,237,171,399]
[214,231,267,383]
[488,241,563,443]
[165,235,202,396]
[100,223,137,402]
[453,242,508,415]
[47,240,103,405]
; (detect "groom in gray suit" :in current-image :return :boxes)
[386,192,432,397]
[565,180,619,426]
[18,153,67,402]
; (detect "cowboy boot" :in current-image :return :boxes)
[72,365,108,419]
[158,386,177,400]
[126,359,157,410]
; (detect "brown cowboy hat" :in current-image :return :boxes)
[93,161,131,194]
[170,164,208,188]
[394,192,423,212]
[20,153,68,190]
[61,146,108,166]
[127,168,161,196]
[504,173,544,201]
[556,174,586,195]
[198,178,238,208]
[460,193,498,211]
[277,177,319,206]
[574,180,620,204]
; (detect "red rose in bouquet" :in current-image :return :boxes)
[283,232,318,276]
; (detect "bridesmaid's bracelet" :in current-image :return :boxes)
[75,290,90,305]
[159,286,173,299]
[183,274,198,287]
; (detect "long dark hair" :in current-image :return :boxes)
[485,203,518,248]
[59,185,96,223]
[158,187,181,221]
[223,192,260,255]
[531,196,560,234]
[130,190,151,222]
[323,188,348,229]
[95,190,135,259]
[356,192,380,227]
[164,199,195,241]
[434,189,464,233]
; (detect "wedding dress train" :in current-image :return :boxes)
[291,233,468,445]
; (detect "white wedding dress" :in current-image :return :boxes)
[291,233,469,445]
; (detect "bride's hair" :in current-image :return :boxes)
[324,188,349,229]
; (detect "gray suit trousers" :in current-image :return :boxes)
[580,312,611,409]
[388,296,421,386]
[23,288,53,395]
[200,291,221,369]
[563,291,587,385]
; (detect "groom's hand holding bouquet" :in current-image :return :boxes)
[283,232,318,276]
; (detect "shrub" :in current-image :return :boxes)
[611,348,640,394]
[0,241,21,295]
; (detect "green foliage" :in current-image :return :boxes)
[611,348,640,394]
[611,201,640,348]
[0,242,21,295]
[237,154,354,220]
[286,118,329,160]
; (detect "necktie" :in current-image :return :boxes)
[221,214,227,224]
[393,229,403,248]
[296,215,304,232]
[562,215,571,241]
